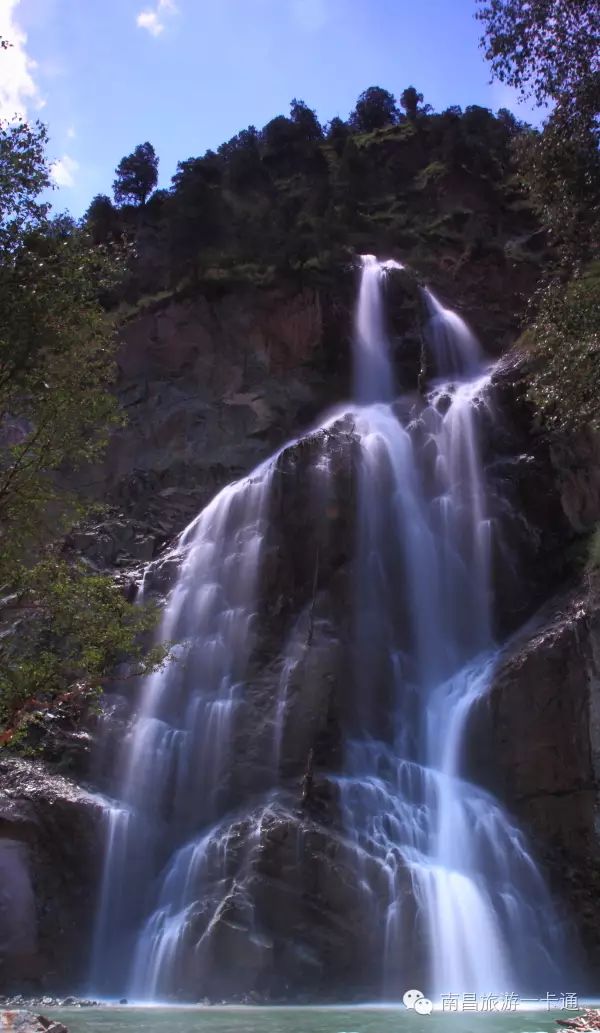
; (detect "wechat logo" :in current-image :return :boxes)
[403,988,433,1015]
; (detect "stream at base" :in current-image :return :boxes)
[51,1007,588,1033]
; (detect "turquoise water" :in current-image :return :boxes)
[51,1006,577,1033]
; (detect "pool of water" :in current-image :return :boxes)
[49,1006,578,1033]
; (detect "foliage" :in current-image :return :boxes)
[526,263,600,431]
[0,65,164,747]
[476,0,599,112]
[325,116,350,155]
[400,86,425,121]
[0,559,168,744]
[477,0,599,258]
[113,141,159,206]
[85,85,535,291]
[349,87,399,132]
[478,0,600,433]
[0,216,125,576]
[290,98,322,141]
[0,117,50,247]
[513,107,600,259]
[86,193,119,244]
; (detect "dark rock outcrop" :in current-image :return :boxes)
[0,760,103,995]
[157,800,380,1002]
[479,580,600,975]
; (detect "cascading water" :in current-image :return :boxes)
[353,254,403,403]
[340,256,569,998]
[90,455,280,994]
[90,253,572,1003]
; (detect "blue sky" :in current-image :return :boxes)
[1,0,541,217]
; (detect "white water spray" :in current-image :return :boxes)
[343,256,568,998]
[354,254,403,403]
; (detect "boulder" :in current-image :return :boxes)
[0,1013,68,1033]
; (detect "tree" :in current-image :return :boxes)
[0,559,166,747]
[400,86,424,122]
[476,0,599,114]
[170,154,224,280]
[477,0,599,256]
[218,127,267,190]
[525,264,600,432]
[495,107,524,135]
[261,115,297,153]
[478,0,600,432]
[514,109,600,259]
[85,193,119,244]
[349,87,399,133]
[290,98,322,141]
[0,118,49,248]
[0,71,163,745]
[113,141,158,206]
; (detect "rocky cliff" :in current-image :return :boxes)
[2,261,600,998]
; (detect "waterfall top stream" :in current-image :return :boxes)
[90,256,574,1004]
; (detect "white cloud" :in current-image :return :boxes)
[0,0,44,120]
[51,154,79,188]
[66,125,76,139]
[136,0,178,37]
[290,0,329,32]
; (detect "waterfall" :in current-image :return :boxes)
[343,257,568,998]
[353,254,403,403]
[90,255,572,1003]
[90,454,279,994]
[422,286,482,378]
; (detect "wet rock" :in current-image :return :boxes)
[479,578,600,972]
[487,354,574,633]
[0,759,104,995]
[0,1014,68,1033]
[151,799,391,1001]
[557,1011,600,1030]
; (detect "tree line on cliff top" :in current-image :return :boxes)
[88,84,530,292]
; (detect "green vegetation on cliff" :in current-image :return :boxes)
[478,0,600,432]
[87,86,537,303]
[525,263,600,431]
[0,49,164,749]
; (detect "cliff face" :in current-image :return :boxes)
[483,585,600,977]
[73,279,352,570]
[485,379,600,977]
[2,259,600,997]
